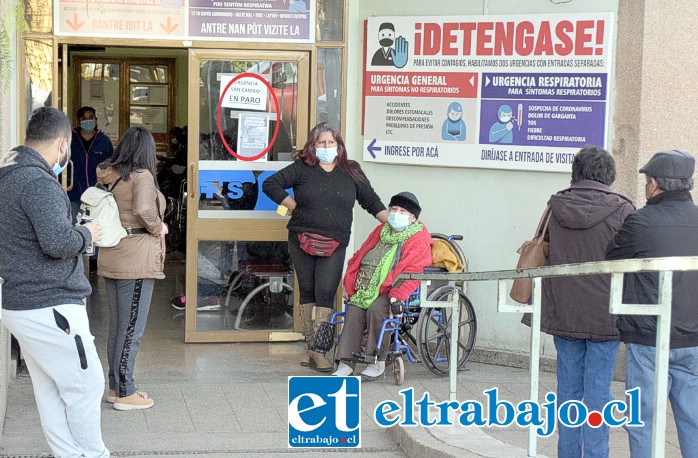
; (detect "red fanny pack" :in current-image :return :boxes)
[298,232,340,257]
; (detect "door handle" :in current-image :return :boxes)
[188,163,196,199]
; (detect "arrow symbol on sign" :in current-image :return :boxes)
[160,17,178,34]
[66,13,85,31]
[485,75,490,87]
[367,138,381,159]
[469,75,475,86]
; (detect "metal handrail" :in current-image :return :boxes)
[398,256,698,458]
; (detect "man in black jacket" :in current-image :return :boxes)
[606,150,698,458]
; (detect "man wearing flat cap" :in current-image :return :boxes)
[606,149,698,457]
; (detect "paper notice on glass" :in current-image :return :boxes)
[237,112,270,161]
[220,74,268,111]
[89,80,104,102]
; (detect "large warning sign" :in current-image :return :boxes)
[362,13,615,172]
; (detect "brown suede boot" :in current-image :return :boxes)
[309,306,335,372]
[298,303,315,367]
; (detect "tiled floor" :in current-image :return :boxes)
[0,260,686,457]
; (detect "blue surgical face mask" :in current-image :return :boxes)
[388,211,412,231]
[52,141,69,176]
[316,147,338,163]
[80,119,96,132]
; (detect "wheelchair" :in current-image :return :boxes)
[330,233,477,385]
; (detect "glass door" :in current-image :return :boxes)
[185,49,309,342]
[74,57,175,153]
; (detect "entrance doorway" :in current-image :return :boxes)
[185,49,310,342]
[58,45,314,343]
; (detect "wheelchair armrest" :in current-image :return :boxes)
[423,266,448,273]
[330,312,345,325]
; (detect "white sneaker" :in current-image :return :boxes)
[360,361,385,380]
[332,362,354,376]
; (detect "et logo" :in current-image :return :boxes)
[287,376,361,448]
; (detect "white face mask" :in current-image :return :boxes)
[52,139,70,175]
[316,147,338,163]
[388,211,411,231]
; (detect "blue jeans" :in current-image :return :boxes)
[554,336,620,458]
[626,343,698,458]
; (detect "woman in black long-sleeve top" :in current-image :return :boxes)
[263,122,388,372]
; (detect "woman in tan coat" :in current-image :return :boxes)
[96,127,167,411]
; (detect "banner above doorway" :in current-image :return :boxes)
[55,0,315,43]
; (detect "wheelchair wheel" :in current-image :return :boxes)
[417,285,477,376]
[393,355,405,386]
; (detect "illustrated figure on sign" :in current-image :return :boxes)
[288,0,307,12]
[371,22,409,68]
[488,104,516,144]
[441,102,467,141]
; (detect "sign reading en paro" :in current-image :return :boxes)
[220,75,268,111]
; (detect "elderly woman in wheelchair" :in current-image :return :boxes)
[331,192,433,380]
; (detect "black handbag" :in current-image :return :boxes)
[310,321,335,354]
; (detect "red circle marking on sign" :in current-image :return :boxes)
[216,72,280,161]
[340,438,346,444]
[587,411,603,427]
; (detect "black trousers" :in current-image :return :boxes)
[288,231,347,309]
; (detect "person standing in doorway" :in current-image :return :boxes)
[68,106,114,274]
[523,145,634,458]
[68,106,114,220]
[0,107,108,457]
[606,150,698,458]
[96,126,167,410]
[263,122,388,372]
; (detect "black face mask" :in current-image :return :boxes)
[379,38,394,47]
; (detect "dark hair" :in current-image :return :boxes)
[100,126,158,185]
[169,126,186,142]
[571,145,616,186]
[76,106,97,119]
[25,107,71,145]
[292,122,365,182]
[653,176,694,192]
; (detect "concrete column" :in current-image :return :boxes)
[0,0,16,433]
[613,0,698,203]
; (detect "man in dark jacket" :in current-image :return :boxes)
[527,145,634,458]
[0,107,107,457]
[67,106,114,221]
[606,149,698,458]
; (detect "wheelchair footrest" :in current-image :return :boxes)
[350,351,378,365]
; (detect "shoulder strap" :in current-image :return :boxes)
[153,176,162,222]
[108,176,122,192]
[535,205,552,238]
